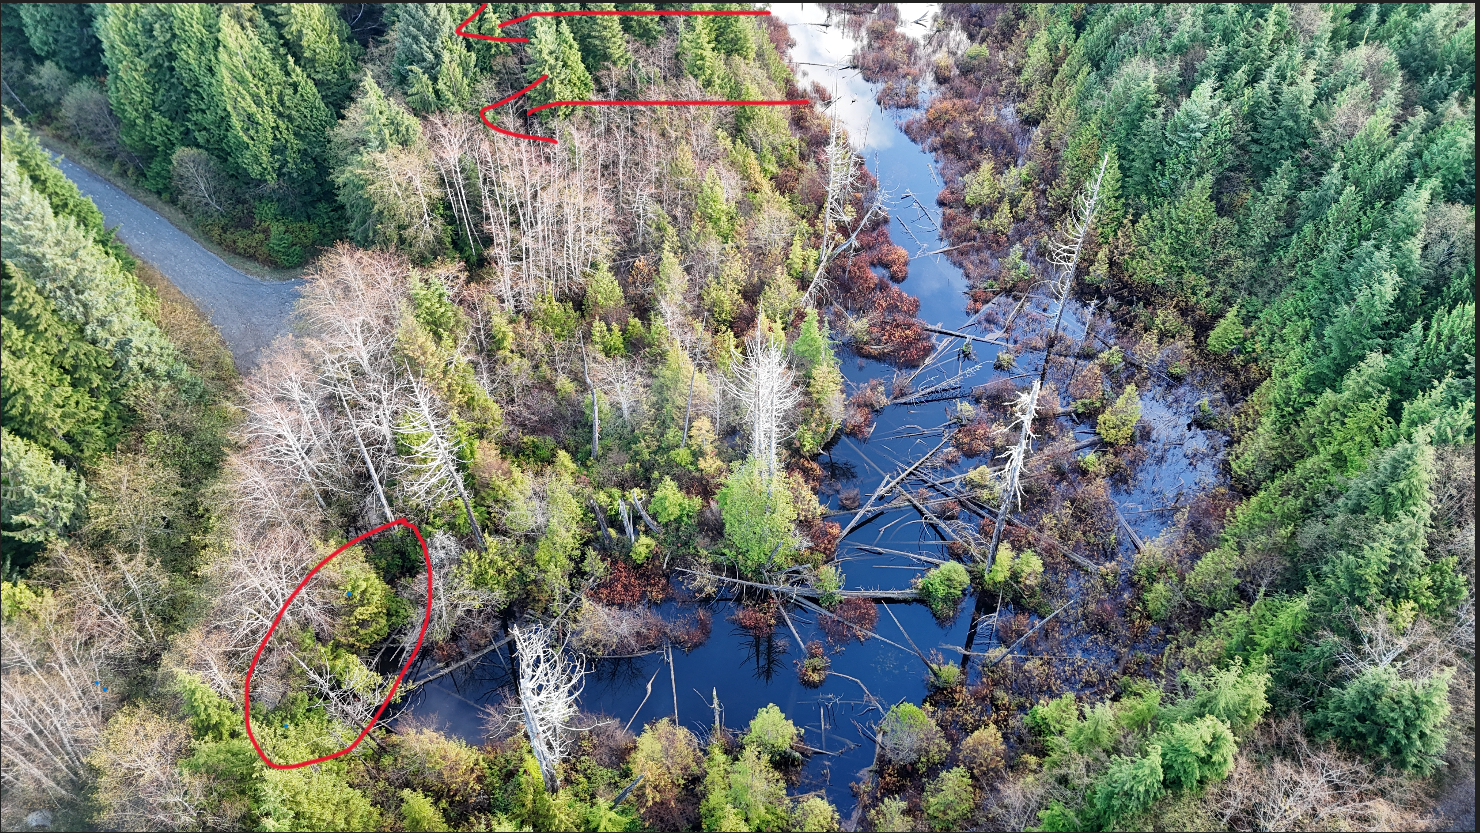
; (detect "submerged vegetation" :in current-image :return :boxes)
[0,2,1473,832]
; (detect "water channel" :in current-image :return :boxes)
[395,4,1230,813]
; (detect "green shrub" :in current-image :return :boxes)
[1097,384,1141,445]
[917,561,970,618]
[869,797,912,832]
[923,767,975,831]
[716,459,798,576]
[1089,746,1164,827]
[1206,306,1244,354]
[959,725,1005,774]
[1154,715,1237,791]
[1313,665,1452,773]
[793,795,840,832]
[399,789,450,832]
[1144,581,1174,621]
[1161,657,1270,736]
[1026,693,1079,738]
[742,704,798,758]
[877,703,946,766]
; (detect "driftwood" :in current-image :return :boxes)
[838,435,951,540]
[1115,506,1147,553]
[409,633,515,688]
[630,490,661,534]
[983,600,1073,669]
[920,324,1009,346]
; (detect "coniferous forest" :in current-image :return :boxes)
[0,4,1474,832]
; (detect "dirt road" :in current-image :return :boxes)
[56,157,300,371]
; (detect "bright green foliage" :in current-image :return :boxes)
[742,703,798,758]
[870,798,913,833]
[983,541,1015,589]
[923,767,975,831]
[399,789,450,832]
[877,702,947,766]
[2,157,184,386]
[1154,715,1237,791]
[793,795,841,832]
[1068,702,1117,754]
[679,17,724,92]
[272,3,361,113]
[1314,665,1453,773]
[1162,658,1270,736]
[716,458,798,577]
[0,580,50,622]
[917,561,970,618]
[1115,683,1162,734]
[708,4,756,60]
[702,744,789,833]
[1089,746,1164,828]
[649,476,700,525]
[567,4,630,75]
[1,261,120,462]
[1207,305,1244,354]
[696,167,738,241]
[585,262,624,315]
[629,534,657,566]
[331,546,406,649]
[814,563,843,609]
[257,728,382,831]
[964,157,1000,208]
[533,451,586,590]
[18,3,103,76]
[791,309,830,376]
[1097,384,1141,445]
[1027,693,1079,738]
[175,671,241,742]
[526,18,594,117]
[2,124,108,244]
[0,428,86,545]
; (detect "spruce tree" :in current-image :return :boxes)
[568,3,631,77]
[708,3,756,59]
[392,3,453,90]
[271,3,361,113]
[216,13,288,183]
[0,427,86,548]
[525,18,594,116]
[95,4,186,190]
[17,3,103,77]
[678,17,723,92]
[616,2,661,44]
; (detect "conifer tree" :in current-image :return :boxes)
[0,428,86,547]
[272,3,361,113]
[678,17,723,92]
[95,4,186,190]
[568,3,631,76]
[17,3,102,77]
[391,3,454,91]
[708,3,756,59]
[525,19,594,117]
[617,2,661,44]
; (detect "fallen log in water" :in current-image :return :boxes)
[674,568,920,602]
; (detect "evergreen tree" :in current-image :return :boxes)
[1314,665,1452,774]
[678,16,723,92]
[1,261,120,462]
[616,2,661,44]
[525,18,594,116]
[271,3,361,113]
[0,427,86,548]
[568,3,630,77]
[708,3,756,60]
[95,4,186,190]
[392,3,453,90]
[17,3,102,77]
[330,73,422,164]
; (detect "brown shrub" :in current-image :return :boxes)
[820,597,878,644]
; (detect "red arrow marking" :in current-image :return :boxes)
[244,519,433,769]
[480,75,558,144]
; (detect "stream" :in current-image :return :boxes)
[393,4,1230,814]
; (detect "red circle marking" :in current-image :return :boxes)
[243,518,433,769]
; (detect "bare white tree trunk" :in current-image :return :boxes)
[396,372,486,551]
[730,334,804,480]
[984,380,1041,573]
[1040,153,1111,386]
[511,623,586,792]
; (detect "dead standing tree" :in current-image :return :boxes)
[396,371,486,551]
[803,110,889,307]
[731,333,804,481]
[511,623,586,792]
[1039,153,1111,386]
[983,380,1041,574]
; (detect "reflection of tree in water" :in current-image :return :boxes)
[739,629,789,683]
[590,655,659,688]
[819,454,857,484]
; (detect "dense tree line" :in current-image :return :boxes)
[842,3,1473,830]
[2,5,886,831]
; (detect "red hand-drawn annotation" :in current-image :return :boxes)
[244,519,433,769]
[458,4,808,144]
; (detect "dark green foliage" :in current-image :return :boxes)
[391,3,454,90]
[17,3,102,77]
[567,3,630,77]
[270,3,362,113]
[525,18,594,117]
[1313,665,1453,773]
[616,3,660,44]
[1089,746,1164,827]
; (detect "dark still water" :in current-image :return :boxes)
[394,3,1229,815]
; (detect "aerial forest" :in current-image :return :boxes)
[0,3,1474,832]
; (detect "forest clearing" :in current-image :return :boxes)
[1,3,1473,832]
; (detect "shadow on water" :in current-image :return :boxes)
[395,3,1231,815]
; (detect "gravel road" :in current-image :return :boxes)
[56,157,301,371]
